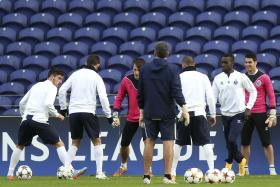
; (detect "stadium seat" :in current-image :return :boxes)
[0,43,3,55]
[140,12,166,31]
[277,96,280,106]
[203,40,230,58]
[256,53,277,73]
[271,80,280,92]
[113,12,139,31]
[270,26,280,40]
[169,12,194,31]
[167,54,184,66]
[196,11,222,31]
[213,26,240,44]
[233,53,245,71]
[196,67,210,77]
[63,41,88,59]
[130,27,156,45]
[178,0,205,16]
[34,42,60,60]
[14,0,39,17]
[10,69,37,87]
[6,42,32,59]
[194,54,219,72]
[96,0,122,16]
[41,0,67,17]
[22,55,49,74]
[120,108,128,115]
[186,26,212,44]
[260,40,280,58]
[241,25,268,44]
[51,55,77,74]
[0,27,17,46]
[68,0,94,17]
[47,27,72,47]
[102,27,128,45]
[2,108,20,116]
[0,55,21,74]
[57,13,83,31]
[79,55,106,70]
[223,11,250,30]
[211,68,222,80]
[139,54,154,63]
[0,69,8,84]
[91,41,117,60]
[74,27,100,46]
[125,69,133,76]
[269,67,280,80]
[0,82,25,95]
[0,0,12,17]
[123,0,150,16]
[157,27,184,46]
[261,0,280,16]
[0,96,12,114]
[205,0,232,15]
[107,55,133,73]
[150,0,177,15]
[233,0,260,14]
[29,13,55,31]
[18,27,45,46]
[147,41,173,54]
[113,82,121,94]
[2,13,27,32]
[38,69,49,81]
[175,40,202,56]
[119,41,145,58]
[85,12,111,32]
[251,11,277,29]
[99,68,123,85]
[232,40,258,55]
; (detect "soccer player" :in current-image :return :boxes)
[138,42,190,184]
[58,54,114,180]
[212,54,257,176]
[171,56,216,181]
[241,54,277,175]
[7,68,71,180]
[112,58,149,176]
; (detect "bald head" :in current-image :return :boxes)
[154,41,169,58]
[181,56,195,68]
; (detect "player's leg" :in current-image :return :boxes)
[114,121,138,176]
[221,116,233,169]
[7,145,25,180]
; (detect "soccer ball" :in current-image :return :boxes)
[220,168,235,183]
[16,165,32,180]
[204,168,222,184]
[57,166,74,179]
[184,168,204,184]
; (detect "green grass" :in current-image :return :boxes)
[1,176,280,187]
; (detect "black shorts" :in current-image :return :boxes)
[241,113,271,146]
[69,113,100,139]
[176,115,211,146]
[18,119,60,146]
[143,118,176,141]
[121,121,147,147]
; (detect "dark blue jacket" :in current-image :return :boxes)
[138,58,186,120]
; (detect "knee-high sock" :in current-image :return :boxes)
[171,144,182,176]
[57,146,70,168]
[202,144,214,169]
[7,148,23,176]
[67,145,78,164]
[94,145,103,174]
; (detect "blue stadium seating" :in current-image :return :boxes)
[113,12,139,31]
[233,0,260,14]
[14,0,40,17]
[0,96,12,114]
[175,40,202,56]
[102,27,128,45]
[194,54,219,72]
[271,80,280,92]
[130,27,156,45]
[0,27,17,46]
[205,0,232,15]
[22,55,49,74]
[197,67,210,77]
[74,27,100,46]
[10,69,37,87]
[107,55,133,73]
[57,13,83,31]
[256,53,277,73]
[0,43,3,55]
[168,12,194,30]
[113,82,121,94]
[34,41,60,60]
[269,67,280,80]
[167,54,184,66]
[158,27,184,46]
[18,27,45,46]
[178,0,205,16]
[41,0,67,17]
[2,108,20,116]
[79,55,106,70]
[63,41,88,59]
[186,26,212,44]
[96,0,122,16]
[223,11,250,30]
[139,54,154,63]
[85,12,111,32]
[151,0,177,15]
[233,53,245,71]
[119,41,145,58]
[2,13,27,32]
[91,41,117,60]
[0,55,21,74]
[29,13,55,30]
[260,40,280,58]
[99,69,123,85]
[123,0,150,16]
[46,27,72,47]
[141,12,166,31]
[251,10,277,29]
[0,0,12,17]
[203,40,230,58]
[270,26,280,40]
[38,69,49,81]
[211,68,222,80]
[68,0,94,17]
[232,40,258,55]
[0,82,25,95]
[261,0,280,16]
[213,26,240,44]
[241,25,268,44]
[196,11,222,31]
[51,55,77,74]
[0,70,8,84]
[6,42,32,59]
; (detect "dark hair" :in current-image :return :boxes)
[245,53,257,61]
[133,58,146,69]
[154,41,169,58]
[48,67,65,78]
[87,54,100,66]
[223,53,234,62]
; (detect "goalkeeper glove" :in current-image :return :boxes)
[180,104,190,126]
[112,111,120,128]
[265,109,277,128]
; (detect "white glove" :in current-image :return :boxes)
[112,111,120,128]
[265,109,277,128]
[139,109,144,128]
[180,104,190,126]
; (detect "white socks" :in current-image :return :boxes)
[94,145,103,174]
[171,144,182,176]
[68,145,78,163]
[7,148,23,176]
[57,146,70,168]
[121,162,127,169]
[202,144,214,169]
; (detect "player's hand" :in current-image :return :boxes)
[208,116,216,127]
[265,109,277,128]
[107,117,113,125]
[57,114,65,121]
[181,105,190,126]
[60,109,68,117]
[139,109,144,128]
[112,111,120,128]
[244,108,251,121]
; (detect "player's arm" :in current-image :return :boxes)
[211,77,219,105]
[242,74,257,120]
[46,87,63,120]
[58,75,72,115]
[137,68,145,127]
[204,76,216,126]
[19,89,31,116]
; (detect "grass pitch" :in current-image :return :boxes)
[1,176,280,187]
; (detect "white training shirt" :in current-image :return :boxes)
[19,80,59,124]
[180,69,216,117]
[58,68,111,117]
[212,70,257,116]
